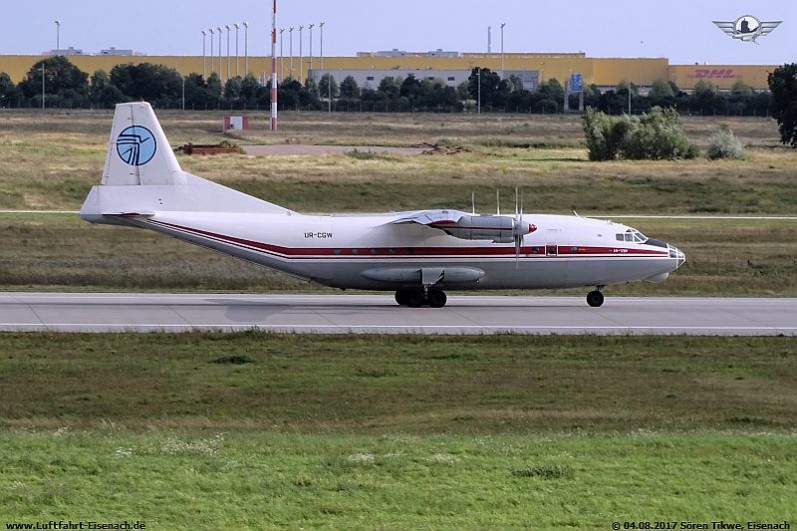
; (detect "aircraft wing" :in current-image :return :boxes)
[390,209,468,228]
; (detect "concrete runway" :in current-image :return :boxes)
[1,292,795,335]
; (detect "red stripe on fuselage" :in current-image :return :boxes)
[147,219,670,259]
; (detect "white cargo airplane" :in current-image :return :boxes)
[81,102,686,308]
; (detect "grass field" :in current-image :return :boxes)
[1,333,796,527]
[3,431,795,528]
[1,110,795,213]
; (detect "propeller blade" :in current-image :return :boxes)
[515,234,521,268]
[520,189,524,222]
[515,187,524,269]
[515,186,519,218]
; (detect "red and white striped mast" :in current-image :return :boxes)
[270,0,278,131]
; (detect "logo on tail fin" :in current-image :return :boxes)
[117,126,157,166]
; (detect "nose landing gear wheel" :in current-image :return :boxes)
[586,290,605,308]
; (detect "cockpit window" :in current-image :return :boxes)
[617,229,648,243]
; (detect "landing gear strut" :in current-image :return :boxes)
[395,288,448,308]
[586,288,605,308]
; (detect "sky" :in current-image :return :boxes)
[0,0,794,65]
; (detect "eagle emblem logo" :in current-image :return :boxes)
[116,126,157,166]
[713,15,782,44]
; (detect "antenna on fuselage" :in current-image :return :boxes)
[496,189,500,216]
[471,191,476,214]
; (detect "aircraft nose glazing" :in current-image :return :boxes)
[668,244,686,268]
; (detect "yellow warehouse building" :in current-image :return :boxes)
[0,52,778,92]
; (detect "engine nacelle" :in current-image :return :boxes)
[431,215,536,243]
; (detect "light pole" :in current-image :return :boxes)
[477,67,481,115]
[243,22,249,76]
[628,82,632,114]
[225,25,231,81]
[54,20,61,56]
[319,22,325,69]
[627,66,632,114]
[270,0,278,131]
[289,27,294,79]
[309,23,314,77]
[279,28,284,80]
[538,61,545,90]
[201,30,207,78]
[299,25,304,83]
[217,27,222,80]
[500,22,506,74]
[209,29,215,74]
[234,23,240,77]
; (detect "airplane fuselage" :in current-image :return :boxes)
[121,211,683,291]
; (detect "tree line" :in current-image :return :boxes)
[0,56,780,116]
[1,58,796,146]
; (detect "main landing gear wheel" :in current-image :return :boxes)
[395,289,411,306]
[406,290,425,308]
[586,290,605,308]
[427,290,447,308]
[394,289,448,308]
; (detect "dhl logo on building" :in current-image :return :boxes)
[691,69,737,79]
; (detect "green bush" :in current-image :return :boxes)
[583,106,698,161]
[582,107,628,161]
[619,107,697,160]
[707,125,745,160]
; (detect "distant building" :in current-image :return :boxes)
[372,49,408,58]
[42,46,142,57]
[100,47,137,56]
[427,49,460,58]
[44,46,84,56]
[365,49,460,58]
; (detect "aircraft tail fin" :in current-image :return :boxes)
[82,102,290,223]
[102,101,185,186]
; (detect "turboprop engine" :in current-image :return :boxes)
[430,215,537,243]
